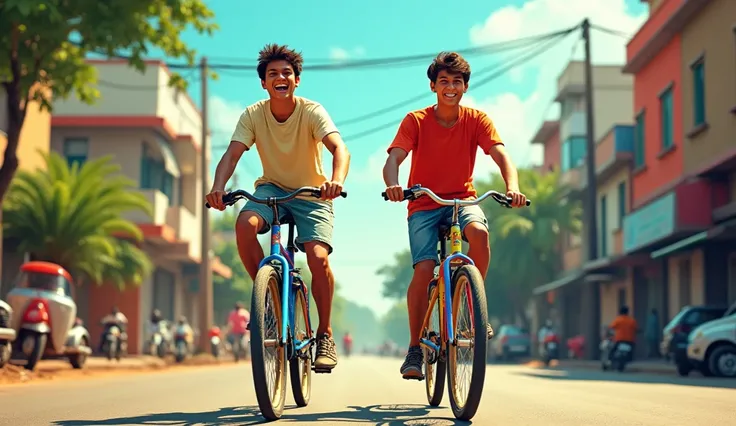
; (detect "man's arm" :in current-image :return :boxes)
[383,148,408,187]
[212,142,247,191]
[488,144,520,192]
[323,132,350,185]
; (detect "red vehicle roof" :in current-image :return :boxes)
[20,261,73,283]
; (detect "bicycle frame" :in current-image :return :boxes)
[419,201,475,352]
[257,203,313,351]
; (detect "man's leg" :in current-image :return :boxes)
[401,208,444,380]
[458,205,494,340]
[234,184,280,280]
[289,198,338,371]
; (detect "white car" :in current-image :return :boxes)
[686,304,736,378]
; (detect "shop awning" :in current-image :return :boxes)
[532,271,584,295]
[651,218,736,259]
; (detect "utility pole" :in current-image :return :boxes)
[198,56,213,352]
[582,18,600,360]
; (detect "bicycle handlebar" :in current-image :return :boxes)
[381,184,531,208]
[205,186,347,209]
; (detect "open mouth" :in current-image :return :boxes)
[274,84,288,93]
[443,93,457,99]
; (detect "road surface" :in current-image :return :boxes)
[0,355,733,425]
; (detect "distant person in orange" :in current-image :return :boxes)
[608,305,638,360]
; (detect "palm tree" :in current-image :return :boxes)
[2,151,153,287]
[477,168,582,322]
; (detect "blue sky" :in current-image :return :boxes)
[171,0,648,316]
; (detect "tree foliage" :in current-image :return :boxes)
[0,0,218,201]
[2,151,154,288]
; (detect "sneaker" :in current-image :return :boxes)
[400,346,424,380]
[314,333,338,371]
[487,323,495,340]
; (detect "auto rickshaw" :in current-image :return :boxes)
[0,299,16,368]
[5,261,92,371]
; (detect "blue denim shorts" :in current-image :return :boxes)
[407,205,488,267]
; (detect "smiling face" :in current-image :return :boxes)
[430,69,468,107]
[260,60,300,99]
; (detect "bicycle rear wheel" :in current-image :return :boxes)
[289,283,313,407]
[447,265,488,421]
[250,265,287,420]
[424,280,446,406]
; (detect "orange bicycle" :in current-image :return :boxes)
[381,184,530,420]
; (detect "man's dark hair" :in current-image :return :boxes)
[427,52,471,83]
[619,305,629,315]
[257,43,304,80]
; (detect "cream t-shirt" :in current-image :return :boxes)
[231,96,339,194]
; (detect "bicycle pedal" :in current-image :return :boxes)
[403,375,425,381]
[312,367,334,374]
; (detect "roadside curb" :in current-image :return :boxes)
[557,360,675,376]
[1,353,239,386]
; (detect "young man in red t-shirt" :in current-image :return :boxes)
[383,51,528,380]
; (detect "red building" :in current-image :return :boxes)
[616,0,735,359]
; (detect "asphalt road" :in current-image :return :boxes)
[0,355,733,425]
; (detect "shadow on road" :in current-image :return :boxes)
[52,403,471,426]
[514,367,736,390]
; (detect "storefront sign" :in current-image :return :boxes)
[623,191,676,253]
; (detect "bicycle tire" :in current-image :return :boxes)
[447,265,488,421]
[250,265,287,420]
[289,283,313,407]
[424,282,446,407]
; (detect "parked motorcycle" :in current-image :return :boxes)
[0,299,17,368]
[6,261,92,371]
[208,326,222,359]
[100,318,127,361]
[173,320,194,363]
[542,332,560,366]
[148,321,171,358]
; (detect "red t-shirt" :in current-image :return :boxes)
[387,105,503,217]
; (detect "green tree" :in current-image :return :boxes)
[212,240,252,324]
[477,169,581,324]
[381,302,410,346]
[2,152,153,287]
[0,0,217,206]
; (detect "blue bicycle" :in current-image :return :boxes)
[206,186,346,420]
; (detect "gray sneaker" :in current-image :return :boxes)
[314,333,338,372]
[400,346,424,380]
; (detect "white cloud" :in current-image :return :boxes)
[466,0,647,168]
[209,95,245,136]
[329,46,367,62]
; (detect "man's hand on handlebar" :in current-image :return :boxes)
[384,184,406,202]
[506,189,528,208]
[319,180,345,201]
[205,188,227,211]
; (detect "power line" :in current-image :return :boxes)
[590,24,632,40]
[338,28,576,143]
[72,25,580,73]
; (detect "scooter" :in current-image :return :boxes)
[208,326,222,359]
[0,300,17,368]
[542,332,559,366]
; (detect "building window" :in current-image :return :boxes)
[561,136,586,172]
[691,59,705,126]
[617,287,626,310]
[660,86,674,150]
[634,111,645,168]
[617,181,626,229]
[141,143,176,205]
[600,194,607,258]
[63,138,88,169]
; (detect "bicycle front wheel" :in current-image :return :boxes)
[289,284,313,407]
[447,265,488,421]
[250,265,287,420]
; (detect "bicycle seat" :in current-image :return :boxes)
[280,211,296,226]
